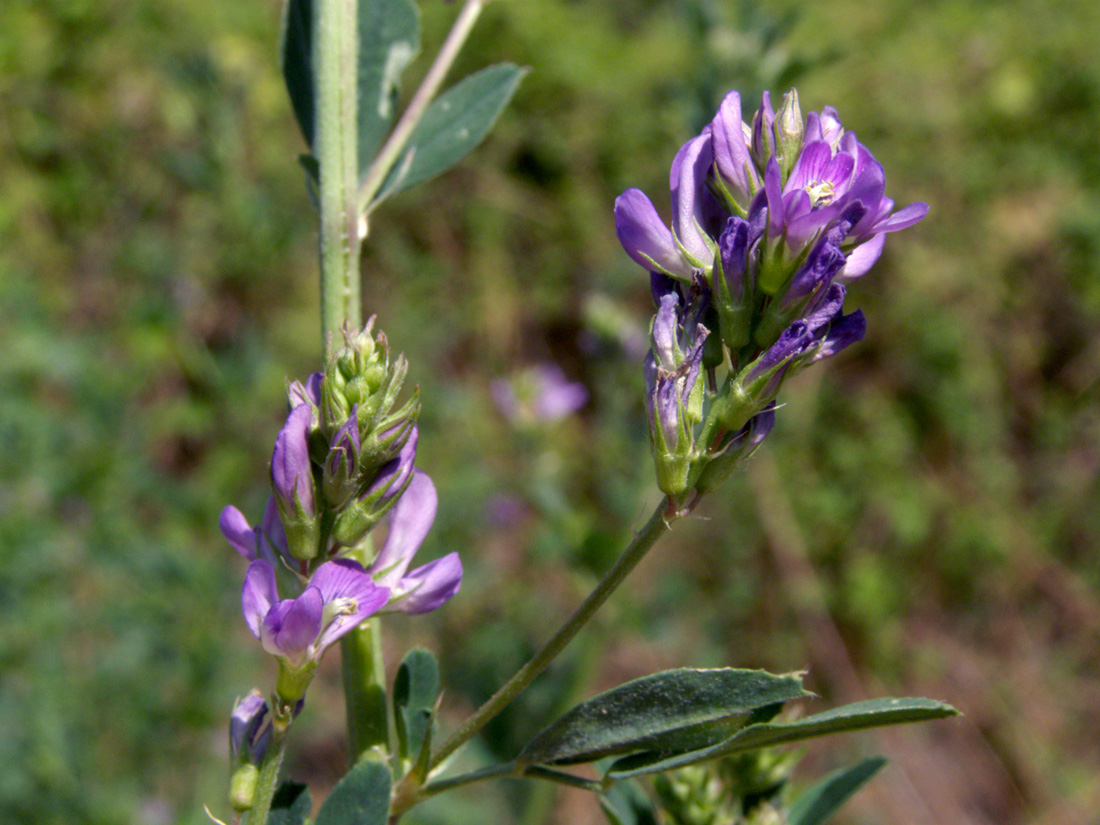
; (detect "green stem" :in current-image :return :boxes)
[316,0,362,341]
[357,0,488,216]
[342,618,392,763]
[418,761,603,800]
[242,723,289,825]
[427,503,673,772]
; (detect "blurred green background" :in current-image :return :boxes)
[2,0,1099,823]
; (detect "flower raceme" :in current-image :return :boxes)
[616,89,927,501]
[218,320,462,704]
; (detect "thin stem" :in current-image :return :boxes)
[242,724,289,825]
[342,618,392,763]
[427,502,673,772]
[357,0,487,216]
[418,762,603,800]
[316,0,362,341]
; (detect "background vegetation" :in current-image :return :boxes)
[1,0,1098,823]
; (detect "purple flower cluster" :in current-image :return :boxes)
[219,323,461,694]
[616,90,927,499]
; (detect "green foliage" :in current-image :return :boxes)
[517,668,808,768]
[787,757,887,825]
[394,648,440,768]
[268,782,313,825]
[372,63,528,205]
[313,760,392,825]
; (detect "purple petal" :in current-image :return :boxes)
[614,189,693,278]
[259,497,288,563]
[221,506,258,560]
[763,157,785,239]
[230,690,270,764]
[670,131,717,266]
[871,201,929,233]
[533,366,588,420]
[391,553,464,615]
[371,471,437,585]
[840,234,886,279]
[271,404,316,516]
[271,587,323,660]
[785,141,833,194]
[363,425,418,504]
[652,293,681,370]
[242,560,278,639]
[811,310,866,362]
[711,90,756,204]
[311,560,390,650]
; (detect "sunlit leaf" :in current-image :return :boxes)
[516,668,808,769]
[372,63,527,204]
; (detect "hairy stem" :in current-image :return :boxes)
[316,0,362,341]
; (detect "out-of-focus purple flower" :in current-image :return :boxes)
[367,471,462,615]
[491,364,587,425]
[242,558,389,670]
[220,497,288,567]
[230,690,271,765]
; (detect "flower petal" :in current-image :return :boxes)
[242,560,278,638]
[390,553,464,615]
[221,506,258,560]
[614,189,693,278]
[371,471,438,586]
[273,587,323,661]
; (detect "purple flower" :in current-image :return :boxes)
[330,425,419,546]
[230,690,271,765]
[220,497,288,567]
[271,404,317,519]
[242,558,389,669]
[368,471,462,615]
[491,364,588,424]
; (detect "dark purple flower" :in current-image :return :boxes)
[230,690,271,765]
[614,189,697,279]
[242,558,389,668]
[368,471,462,614]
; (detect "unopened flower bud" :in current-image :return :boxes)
[331,426,419,547]
[773,89,804,180]
[271,404,321,560]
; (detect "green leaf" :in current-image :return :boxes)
[607,697,958,780]
[281,0,314,146]
[599,779,660,825]
[267,781,312,825]
[394,647,439,764]
[516,668,809,769]
[372,63,527,204]
[358,0,420,171]
[313,760,392,825]
[788,756,888,825]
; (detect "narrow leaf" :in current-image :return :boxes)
[358,0,420,170]
[280,0,314,145]
[599,779,660,825]
[517,668,809,769]
[607,697,958,780]
[313,760,392,825]
[787,756,888,825]
[267,782,312,825]
[394,647,439,764]
[373,63,527,203]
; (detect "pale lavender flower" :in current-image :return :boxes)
[368,471,461,614]
[220,497,288,568]
[241,558,389,669]
[491,365,587,424]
